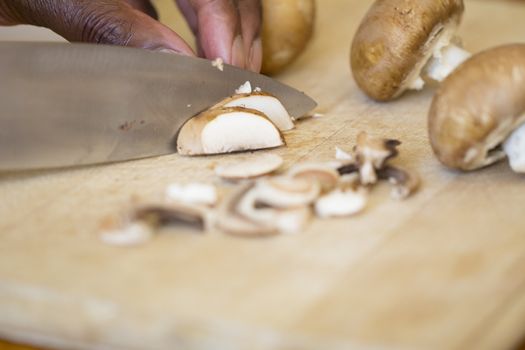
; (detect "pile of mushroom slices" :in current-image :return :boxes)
[100,132,420,246]
[176,81,295,156]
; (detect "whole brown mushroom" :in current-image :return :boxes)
[429,44,525,172]
[261,0,316,75]
[351,0,470,101]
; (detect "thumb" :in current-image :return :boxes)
[0,0,195,55]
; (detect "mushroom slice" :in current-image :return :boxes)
[377,166,420,200]
[132,204,209,230]
[354,131,401,185]
[314,189,367,218]
[216,184,278,237]
[350,0,466,101]
[177,107,284,156]
[216,92,295,131]
[288,162,340,193]
[99,218,154,247]
[215,153,284,180]
[165,182,218,206]
[236,187,311,234]
[255,176,321,208]
[429,44,525,171]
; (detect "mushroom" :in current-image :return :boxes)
[215,153,284,180]
[254,176,321,208]
[428,44,525,172]
[214,92,295,131]
[350,0,469,101]
[287,162,340,193]
[261,0,316,75]
[176,107,284,156]
[236,187,312,234]
[216,183,278,237]
[353,132,401,185]
[99,202,210,246]
[165,182,218,206]
[377,166,420,200]
[314,189,367,218]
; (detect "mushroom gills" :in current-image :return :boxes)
[402,23,470,94]
[177,107,284,156]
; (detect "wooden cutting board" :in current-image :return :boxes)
[1,1,525,349]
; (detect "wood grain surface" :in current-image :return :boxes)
[1,0,525,349]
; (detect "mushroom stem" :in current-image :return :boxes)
[503,122,525,173]
[425,44,471,82]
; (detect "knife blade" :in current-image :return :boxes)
[0,42,316,170]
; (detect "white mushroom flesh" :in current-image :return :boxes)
[503,122,525,173]
[223,94,295,131]
[255,176,321,208]
[215,153,284,180]
[201,111,283,154]
[315,189,367,218]
[100,221,153,247]
[425,44,471,82]
[165,183,218,206]
[235,81,252,94]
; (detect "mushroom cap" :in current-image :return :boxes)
[429,44,525,171]
[261,0,315,75]
[350,0,464,101]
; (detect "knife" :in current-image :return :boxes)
[0,42,316,170]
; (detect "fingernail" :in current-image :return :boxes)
[231,35,246,69]
[248,38,262,72]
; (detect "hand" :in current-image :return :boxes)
[0,0,262,71]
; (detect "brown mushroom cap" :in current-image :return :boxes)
[429,44,525,171]
[350,0,464,101]
[261,0,316,75]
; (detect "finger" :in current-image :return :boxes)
[237,0,262,72]
[1,0,195,55]
[124,0,158,19]
[176,0,246,68]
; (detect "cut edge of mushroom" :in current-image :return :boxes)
[176,107,285,156]
[215,92,295,131]
[255,176,321,208]
[354,131,401,185]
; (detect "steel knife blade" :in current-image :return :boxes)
[0,42,316,170]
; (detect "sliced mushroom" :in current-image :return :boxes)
[428,44,525,172]
[216,183,278,237]
[215,153,284,180]
[99,219,154,247]
[377,166,420,200]
[236,186,312,234]
[165,182,218,206]
[314,189,367,218]
[351,0,468,101]
[132,204,208,230]
[215,92,295,131]
[177,107,284,156]
[261,0,316,75]
[255,176,321,208]
[354,132,401,185]
[288,162,340,193]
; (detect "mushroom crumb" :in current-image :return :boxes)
[211,57,224,71]
[235,81,252,94]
